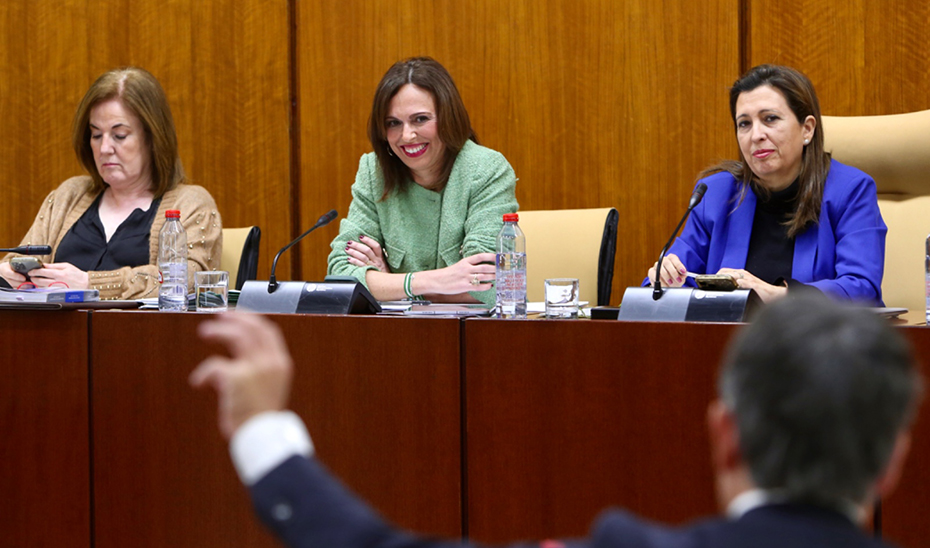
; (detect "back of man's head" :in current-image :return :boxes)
[719,295,921,506]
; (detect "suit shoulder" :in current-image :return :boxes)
[826,159,875,188]
[54,175,95,196]
[455,140,512,174]
[354,151,385,192]
[591,508,722,548]
[697,170,738,189]
[173,183,219,206]
[693,171,740,208]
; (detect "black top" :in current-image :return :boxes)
[55,193,162,271]
[745,180,799,286]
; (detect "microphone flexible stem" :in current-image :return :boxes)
[652,209,693,300]
[652,183,707,301]
[268,209,338,292]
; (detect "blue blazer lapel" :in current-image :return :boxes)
[793,221,818,281]
[721,191,756,270]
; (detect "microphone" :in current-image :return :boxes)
[652,183,707,301]
[0,245,52,255]
[268,209,338,293]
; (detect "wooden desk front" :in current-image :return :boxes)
[463,319,930,548]
[3,311,929,547]
[464,320,733,541]
[0,310,91,548]
[89,311,463,548]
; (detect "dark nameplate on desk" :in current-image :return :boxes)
[237,279,381,315]
[609,287,761,322]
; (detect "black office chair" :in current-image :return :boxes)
[220,226,261,290]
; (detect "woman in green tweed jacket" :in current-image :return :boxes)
[327,57,518,306]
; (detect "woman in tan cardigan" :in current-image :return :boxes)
[0,67,221,300]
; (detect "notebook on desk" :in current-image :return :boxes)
[0,299,140,311]
[403,304,492,317]
[0,287,99,303]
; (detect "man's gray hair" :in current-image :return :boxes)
[719,295,921,505]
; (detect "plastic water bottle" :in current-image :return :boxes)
[158,210,188,311]
[496,213,527,319]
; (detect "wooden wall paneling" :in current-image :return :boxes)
[297,0,740,302]
[91,312,463,546]
[185,1,292,281]
[749,0,930,116]
[0,0,291,282]
[297,1,412,284]
[0,1,91,248]
[464,319,731,541]
[0,310,90,548]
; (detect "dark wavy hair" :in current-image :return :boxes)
[368,57,478,199]
[700,64,829,238]
[72,67,185,198]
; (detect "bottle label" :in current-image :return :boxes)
[496,252,527,319]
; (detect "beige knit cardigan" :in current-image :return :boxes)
[2,176,222,300]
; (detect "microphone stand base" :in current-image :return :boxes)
[237,280,381,315]
[616,287,761,322]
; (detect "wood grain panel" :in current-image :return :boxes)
[91,311,462,547]
[0,310,90,548]
[0,1,90,247]
[0,0,290,281]
[91,310,282,548]
[297,0,740,302]
[464,319,732,541]
[749,0,930,116]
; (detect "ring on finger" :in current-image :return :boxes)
[470,274,480,286]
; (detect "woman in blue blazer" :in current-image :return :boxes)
[647,65,885,305]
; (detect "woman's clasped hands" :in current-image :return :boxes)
[345,235,390,272]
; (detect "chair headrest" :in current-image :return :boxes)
[822,109,930,196]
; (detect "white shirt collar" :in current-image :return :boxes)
[726,489,782,520]
[726,488,864,524]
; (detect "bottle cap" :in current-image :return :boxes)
[503,213,519,222]
[165,210,181,219]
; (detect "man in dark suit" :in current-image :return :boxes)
[191,296,921,548]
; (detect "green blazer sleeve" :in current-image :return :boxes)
[444,142,518,305]
[327,141,519,306]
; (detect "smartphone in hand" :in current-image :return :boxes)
[695,274,738,291]
[11,256,44,275]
